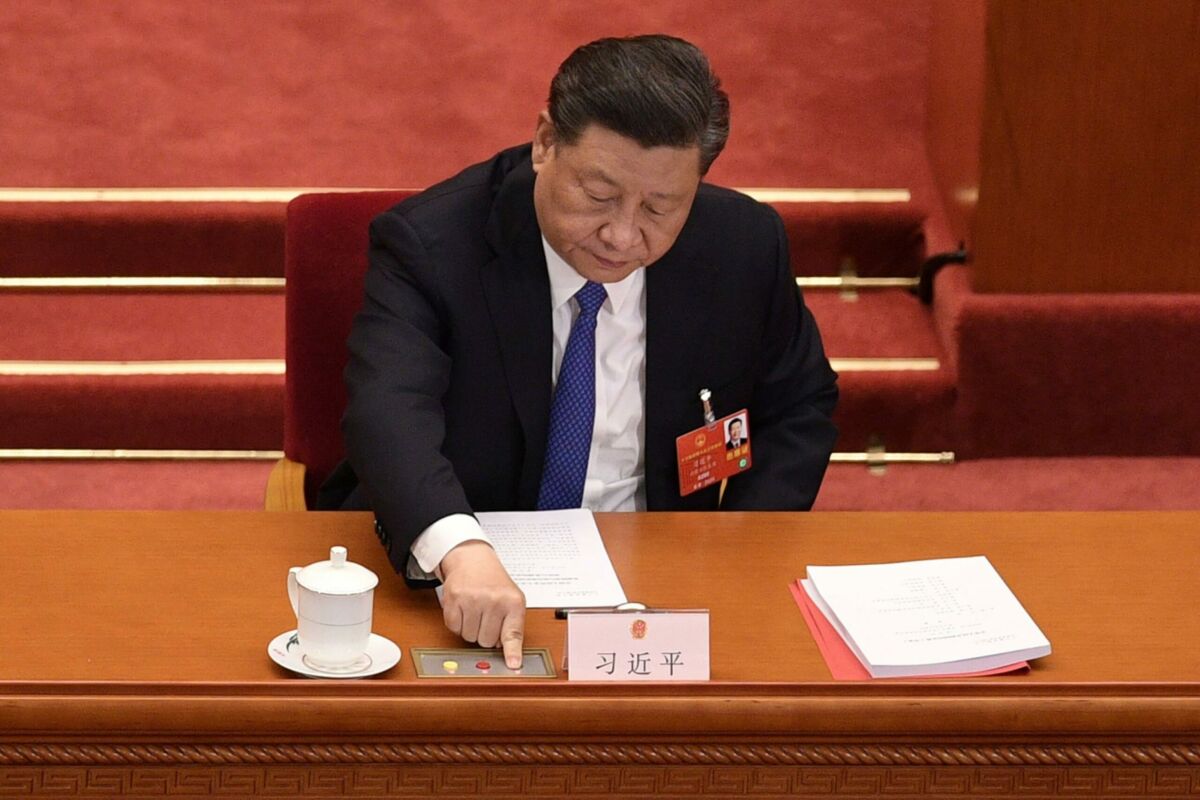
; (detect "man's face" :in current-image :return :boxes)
[531,113,702,284]
[729,419,742,439]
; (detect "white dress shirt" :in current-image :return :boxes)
[408,237,647,576]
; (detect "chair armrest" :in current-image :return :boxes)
[265,458,308,511]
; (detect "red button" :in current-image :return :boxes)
[475,660,492,670]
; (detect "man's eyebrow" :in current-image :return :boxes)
[578,169,619,188]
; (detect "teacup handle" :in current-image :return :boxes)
[287,567,302,617]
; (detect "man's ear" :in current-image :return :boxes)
[531,110,556,171]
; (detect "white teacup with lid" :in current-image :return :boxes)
[287,546,379,671]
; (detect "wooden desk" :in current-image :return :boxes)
[1,511,1198,797]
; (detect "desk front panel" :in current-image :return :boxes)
[0,510,1197,797]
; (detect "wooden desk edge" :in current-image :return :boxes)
[2,683,1200,737]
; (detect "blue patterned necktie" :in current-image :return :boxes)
[537,281,608,510]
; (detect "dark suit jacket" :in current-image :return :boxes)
[319,145,838,576]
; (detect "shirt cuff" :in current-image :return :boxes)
[408,513,492,578]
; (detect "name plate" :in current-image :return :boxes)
[566,609,710,681]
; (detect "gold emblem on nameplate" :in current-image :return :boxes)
[630,618,648,640]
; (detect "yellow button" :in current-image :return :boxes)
[442,660,459,673]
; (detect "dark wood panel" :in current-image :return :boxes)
[973,0,1200,292]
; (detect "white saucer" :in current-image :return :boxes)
[267,630,401,679]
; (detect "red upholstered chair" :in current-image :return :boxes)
[266,191,414,510]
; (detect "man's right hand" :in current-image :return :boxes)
[438,541,526,669]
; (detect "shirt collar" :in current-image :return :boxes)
[542,236,641,315]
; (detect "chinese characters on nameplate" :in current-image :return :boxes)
[566,609,710,682]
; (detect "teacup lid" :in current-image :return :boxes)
[295,546,379,595]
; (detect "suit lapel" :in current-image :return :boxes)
[480,159,553,507]
[478,154,722,511]
[645,225,720,509]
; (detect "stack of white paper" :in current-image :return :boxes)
[802,556,1051,678]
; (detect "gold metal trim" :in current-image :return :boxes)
[0,187,911,204]
[3,358,935,376]
[796,276,919,289]
[0,448,282,461]
[4,275,919,292]
[741,188,911,203]
[0,188,397,203]
[0,449,954,465]
[831,451,956,465]
[7,277,921,295]
[0,360,285,376]
[828,358,940,372]
[0,276,285,292]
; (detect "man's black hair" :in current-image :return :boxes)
[547,34,730,175]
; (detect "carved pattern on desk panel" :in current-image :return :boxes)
[4,743,1200,766]
[0,766,1199,797]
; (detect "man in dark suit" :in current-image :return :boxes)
[321,35,838,668]
[726,417,747,450]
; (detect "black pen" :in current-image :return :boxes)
[555,601,647,619]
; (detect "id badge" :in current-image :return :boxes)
[675,409,752,497]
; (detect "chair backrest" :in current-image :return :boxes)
[284,191,414,504]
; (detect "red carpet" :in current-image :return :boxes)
[0,201,284,278]
[792,289,953,452]
[1,3,945,276]
[935,266,1200,457]
[0,199,934,279]
[779,203,929,278]
[0,461,274,510]
[0,374,282,450]
[0,293,282,360]
[0,293,284,450]
[817,458,1200,511]
[6,2,1198,514]
[833,369,956,452]
[806,289,943,359]
[6,458,1198,513]
[0,1,931,191]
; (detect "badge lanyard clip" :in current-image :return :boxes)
[698,388,716,425]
